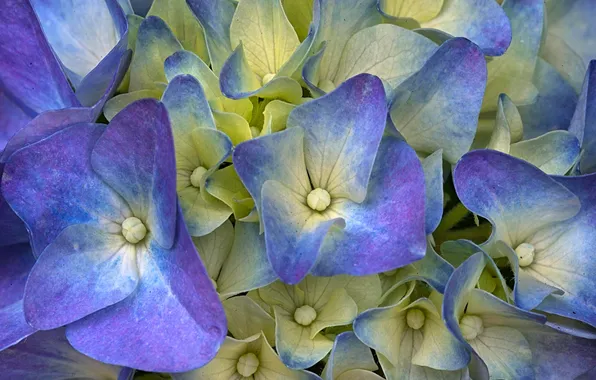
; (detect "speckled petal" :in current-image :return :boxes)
[66,212,226,373]
[91,99,177,249]
[312,135,426,277]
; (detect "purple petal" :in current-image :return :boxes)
[0,0,78,115]
[0,243,36,350]
[312,135,426,276]
[0,328,125,379]
[91,99,177,249]
[2,124,128,257]
[288,74,387,203]
[23,224,139,330]
[66,211,226,373]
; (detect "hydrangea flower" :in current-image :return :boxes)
[2,100,225,371]
[322,332,382,380]
[234,74,426,283]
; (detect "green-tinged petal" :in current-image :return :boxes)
[212,110,253,145]
[220,43,303,102]
[390,38,486,163]
[509,130,580,175]
[322,332,378,380]
[260,282,305,311]
[117,14,143,93]
[230,0,300,78]
[257,331,321,380]
[217,222,277,297]
[422,150,444,234]
[309,289,358,338]
[275,307,334,369]
[468,326,533,380]
[129,16,183,92]
[174,336,249,379]
[380,0,443,22]
[178,186,232,237]
[313,0,381,83]
[482,0,544,111]
[299,275,381,313]
[223,296,275,344]
[378,354,468,380]
[103,89,163,121]
[486,94,522,152]
[147,0,209,63]
[260,100,296,135]
[192,220,234,281]
[326,24,436,98]
[205,165,253,219]
[281,0,314,41]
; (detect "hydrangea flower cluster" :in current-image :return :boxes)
[1,0,595,379]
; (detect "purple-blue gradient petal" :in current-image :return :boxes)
[0,328,125,379]
[288,74,387,203]
[0,175,29,247]
[2,124,127,257]
[312,135,426,276]
[91,99,177,249]
[0,0,78,114]
[23,224,139,330]
[0,243,36,350]
[66,211,226,373]
[569,60,596,174]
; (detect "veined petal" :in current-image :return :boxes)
[262,180,343,284]
[230,0,299,77]
[509,130,580,175]
[223,296,275,343]
[453,150,580,249]
[129,16,182,92]
[66,212,226,372]
[204,165,254,220]
[147,0,209,63]
[322,332,378,380]
[390,38,486,164]
[289,74,387,203]
[309,288,357,338]
[0,0,78,117]
[518,59,578,139]
[91,99,177,249]
[233,126,311,219]
[2,124,127,257]
[185,0,236,75]
[482,0,544,111]
[312,135,426,277]
[281,0,315,41]
[486,94,520,153]
[193,220,234,281]
[217,222,277,297]
[0,243,36,350]
[568,61,596,174]
[379,0,443,22]
[0,329,124,380]
[420,0,511,56]
[23,224,139,330]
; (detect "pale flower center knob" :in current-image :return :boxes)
[515,243,535,267]
[307,188,331,211]
[121,217,147,244]
[406,308,425,330]
[262,73,276,85]
[236,352,259,377]
[294,305,317,326]
[459,315,484,341]
[190,166,208,188]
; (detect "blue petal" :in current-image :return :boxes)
[568,60,596,174]
[422,150,444,234]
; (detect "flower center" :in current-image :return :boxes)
[236,352,259,377]
[262,73,276,85]
[121,217,147,244]
[319,79,336,93]
[406,308,425,330]
[306,188,331,211]
[515,243,535,267]
[294,305,317,326]
[190,166,208,188]
[459,315,484,341]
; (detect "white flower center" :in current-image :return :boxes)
[262,73,276,85]
[515,243,535,267]
[294,305,317,326]
[459,315,484,341]
[319,79,336,93]
[307,188,331,211]
[190,166,208,188]
[406,309,425,330]
[121,217,147,244]
[236,352,259,377]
